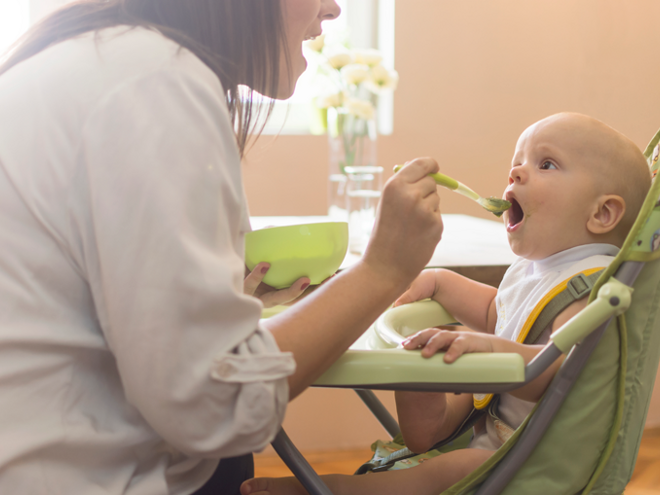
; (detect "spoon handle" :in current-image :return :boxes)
[393,164,509,217]
[393,165,461,193]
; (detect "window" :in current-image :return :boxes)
[0,0,30,56]
[262,0,396,135]
[1,0,75,56]
[0,0,395,135]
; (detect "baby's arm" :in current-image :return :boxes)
[403,296,588,403]
[395,269,497,333]
[493,295,587,402]
[392,271,496,453]
[506,296,587,401]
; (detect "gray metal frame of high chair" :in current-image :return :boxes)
[270,260,644,495]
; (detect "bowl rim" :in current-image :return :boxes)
[246,221,349,236]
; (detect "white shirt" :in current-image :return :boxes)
[0,26,295,494]
[470,244,619,451]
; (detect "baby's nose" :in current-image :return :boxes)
[509,165,524,183]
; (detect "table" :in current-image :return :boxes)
[251,214,517,287]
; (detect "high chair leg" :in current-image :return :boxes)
[271,428,333,495]
[354,389,400,439]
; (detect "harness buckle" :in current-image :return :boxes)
[566,273,594,299]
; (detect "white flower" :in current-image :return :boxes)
[326,50,354,70]
[305,33,325,53]
[353,48,383,67]
[345,98,375,120]
[365,64,399,93]
[316,92,344,108]
[340,64,370,86]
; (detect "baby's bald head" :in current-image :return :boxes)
[536,113,651,242]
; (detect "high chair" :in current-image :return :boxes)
[269,129,660,495]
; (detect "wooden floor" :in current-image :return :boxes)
[255,448,373,478]
[254,428,660,493]
[627,428,660,494]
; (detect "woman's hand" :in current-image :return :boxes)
[243,262,311,308]
[402,329,495,363]
[363,157,444,290]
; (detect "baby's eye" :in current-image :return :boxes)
[540,161,557,170]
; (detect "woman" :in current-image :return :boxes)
[0,1,443,493]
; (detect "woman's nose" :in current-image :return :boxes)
[321,0,341,21]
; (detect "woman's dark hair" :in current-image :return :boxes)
[0,0,289,155]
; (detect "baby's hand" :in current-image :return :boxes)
[394,269,439,307]
[402,329,494,363]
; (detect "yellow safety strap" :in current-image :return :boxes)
[474,267,605,410]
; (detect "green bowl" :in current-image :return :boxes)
[245,222,349,289]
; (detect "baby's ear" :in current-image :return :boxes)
[587,195,626,235]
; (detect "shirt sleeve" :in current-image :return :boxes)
[75,61,295,458]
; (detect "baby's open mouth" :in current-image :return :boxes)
[507,197,524,227]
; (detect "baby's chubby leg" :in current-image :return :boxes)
[240,448,492,495]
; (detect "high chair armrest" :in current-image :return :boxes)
[313,349,525,391]
[550,278,633,354]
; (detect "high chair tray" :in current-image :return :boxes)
[313,299,526,392]
[264,301,525,391]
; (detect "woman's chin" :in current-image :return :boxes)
[275,69,305,99]
[274,85,296,100]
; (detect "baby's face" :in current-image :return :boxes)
[503,116,602,260]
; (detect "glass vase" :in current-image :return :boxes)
[327,107,378,222]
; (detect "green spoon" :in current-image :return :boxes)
[393,165,511,217]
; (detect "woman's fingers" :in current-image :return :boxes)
[396,160,440,202]
[243,263,269,296]
[365,157,443,288]
[397,157,440,181]
[245,262,316,308]
[259,277,311,308]
[395,159,441,209]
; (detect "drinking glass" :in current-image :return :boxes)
[345,165,383,254]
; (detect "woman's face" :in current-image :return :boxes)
[276,0,341,99]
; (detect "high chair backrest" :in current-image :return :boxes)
[586,130,660,493]
[445,129,660,495]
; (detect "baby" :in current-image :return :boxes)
[240,113,652,495]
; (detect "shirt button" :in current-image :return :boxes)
[216,362,236,379]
